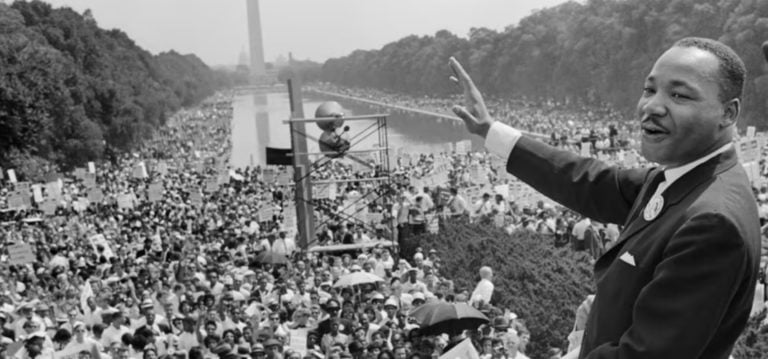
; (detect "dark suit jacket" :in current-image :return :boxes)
[506,136,760,359]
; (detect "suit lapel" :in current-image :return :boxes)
[595,148,739,270]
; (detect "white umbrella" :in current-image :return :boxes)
[333,272,384,288]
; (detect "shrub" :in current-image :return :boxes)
[406,218,594,358]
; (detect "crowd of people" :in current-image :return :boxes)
[0,91,548,359]
[2,82,768,359]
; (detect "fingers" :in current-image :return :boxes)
[452,106,479,129]
[448,57,474,87]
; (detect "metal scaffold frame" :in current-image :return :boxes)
[285,78,395,251]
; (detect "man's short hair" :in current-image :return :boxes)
[673,37,746,102]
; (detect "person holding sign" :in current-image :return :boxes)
[448,37,760,358]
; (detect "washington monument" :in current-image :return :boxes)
[246,0,266,78]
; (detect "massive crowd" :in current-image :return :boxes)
[1,85,767,359]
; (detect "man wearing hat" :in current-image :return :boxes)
[249,343,266,359]
[12,303,40,339]
[15,333,53,359]
[177,316,200,353]
[320,319,348,355]
[316,300,352,337]
[131,299,165,334]
[263,338,283,359]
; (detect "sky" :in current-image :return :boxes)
[42,0,572,67]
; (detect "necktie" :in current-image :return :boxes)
[643,171,667,221]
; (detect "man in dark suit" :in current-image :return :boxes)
[448,37,761,358]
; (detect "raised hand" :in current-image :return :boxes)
[449,57,494,138]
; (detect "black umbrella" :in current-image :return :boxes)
[409,301,489,336]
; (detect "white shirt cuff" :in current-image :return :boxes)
[484,122,522,159]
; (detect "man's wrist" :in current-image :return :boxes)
[484,122,522,160]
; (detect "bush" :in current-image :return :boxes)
[732,310,768,359]
[406,218,594,358]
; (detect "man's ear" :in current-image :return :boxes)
[722,98,740,128]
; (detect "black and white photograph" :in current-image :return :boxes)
[1,1,768,358]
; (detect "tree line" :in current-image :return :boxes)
[0,1,232,176]
[319,0,768,129]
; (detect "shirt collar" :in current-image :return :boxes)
[663,142,733,187]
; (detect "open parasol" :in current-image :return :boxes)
[409,301,489,336]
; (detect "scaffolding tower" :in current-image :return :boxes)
[284,78,395,250]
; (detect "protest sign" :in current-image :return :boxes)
[41,199,58,216]
[32,185,43,203]
[204,178,219,193]
[83,173,97,188]
[439,338,479,359]
[427,214,439,234]
[133,162,148,179]
[88,188,104,204]
[88,161,96,174]
[7,243,35,265]
[580,142,592,157]
[455,140,471,154]
[117,194,134,209]
[7,193,25,209]
[259,206,274,222]
[289,329,307,356]
[277,172,292,186]
[148,183,163,202]
[738,138,760,163]
[157,161,169,176]
[74,167,87,180]
[7,169,16,183]
[262,168,275,183]
[90,234,115,259]
[189,191,203,206]
[15,181,30,193]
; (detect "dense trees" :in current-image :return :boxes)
[0,1,223,176]
[406,219,594,358]
[321,0,768,129]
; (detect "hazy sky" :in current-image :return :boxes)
[43,0,572,67]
